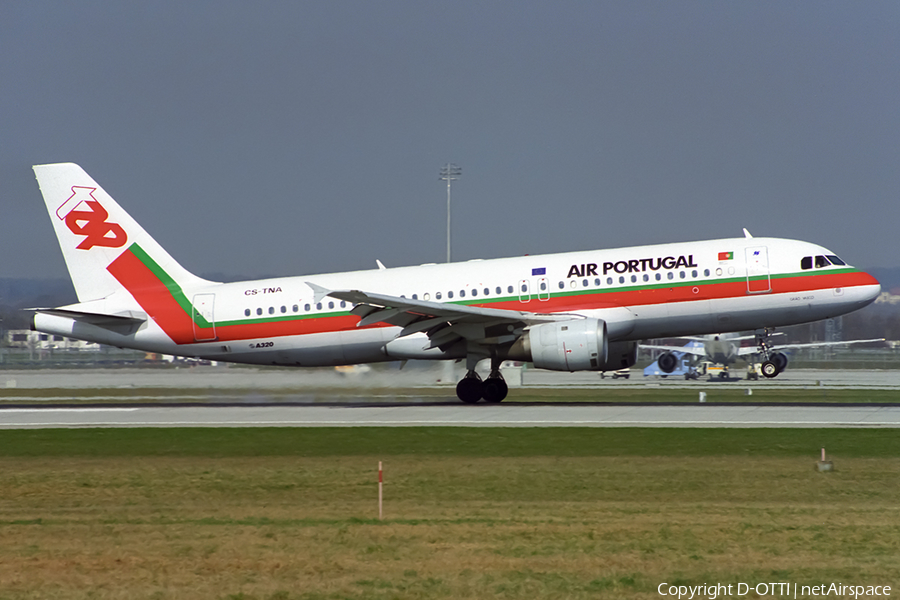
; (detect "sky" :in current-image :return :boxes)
[2,1,898,282]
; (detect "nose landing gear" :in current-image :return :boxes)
[757,328,788,378]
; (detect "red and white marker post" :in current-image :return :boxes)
[378,461,383,520]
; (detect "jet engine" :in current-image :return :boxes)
[511,318,608,371]
[656,351,678,373]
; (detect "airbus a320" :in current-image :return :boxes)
[31,163,881,402]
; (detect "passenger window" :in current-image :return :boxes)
[328,301,334,309]
[268,307,275,315]
[257,308,263,316]
[826,255,846,266]
[436,292,442,300]
[667,272,674,280]
[631,275,637,283]
[619,276,625,284]
[316,303,322,310]
[656,273,662,281]
[558,281,565,289]
[643,274,649,282]
[471,289,477,297]
[412,294,418,300]
[460,290,466,297]
[692,270,698,278]
[495,287,501,295]
[508,286,513,294]
[594,278,601,286]
[582,279,588,287]
[448,291,454,299]
[815,255,830,268]
[292,305,298,312]
[607,277,613,285]
[703,269,710,277]
[424,293,431,300]
[304,304,310,311]
[484,288,489,295]
[244,309,251,317]
[341,301,346,308]
[281,306,287,314]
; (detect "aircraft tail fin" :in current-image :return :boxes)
[33,163,213,304]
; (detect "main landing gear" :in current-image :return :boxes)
[456,357,509,403]
[756,328,788,379]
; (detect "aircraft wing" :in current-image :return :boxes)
[769,339,885,351]
[735,338,885,356]
[638,343,707,357]
[306,282,575,350]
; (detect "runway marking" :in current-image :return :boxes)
[2,420,899,429]
[0,408,140,413]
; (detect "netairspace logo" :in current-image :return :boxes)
[657,582,892,599]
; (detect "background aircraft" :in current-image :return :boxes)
[643,333,884,378]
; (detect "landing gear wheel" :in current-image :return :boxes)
[456,371,484,404]
[771,352,788,373]
[761,361,780,378]
[482,374,508,403]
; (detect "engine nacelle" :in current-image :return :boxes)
[656,351,678,373]
[523,318,608,371]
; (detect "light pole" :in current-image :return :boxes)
[439,163,461,263]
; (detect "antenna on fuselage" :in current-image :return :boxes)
[743,228,753,238]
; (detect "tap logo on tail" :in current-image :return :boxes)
[56,186,127,250]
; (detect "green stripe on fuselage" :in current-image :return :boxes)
[128,243,212,329]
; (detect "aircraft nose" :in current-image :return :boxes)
[857,271,882,304]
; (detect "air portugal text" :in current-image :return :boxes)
[568,255,698,278]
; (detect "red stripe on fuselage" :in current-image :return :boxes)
[110,251,876,345]
[107,249,197,344]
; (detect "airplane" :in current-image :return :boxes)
[643,332,884,379]
[30,163,882,403]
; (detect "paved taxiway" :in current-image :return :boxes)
[2,365,899,390]
[2,404,900,429]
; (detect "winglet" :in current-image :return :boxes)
[305,281,332,304]
[743,228,753,238]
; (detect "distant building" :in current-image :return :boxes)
[874,292,900,305]
[5,329,100,351]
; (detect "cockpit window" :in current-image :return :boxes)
[801,256,813,270]
[815,255,830,268]
[826,255,846,266]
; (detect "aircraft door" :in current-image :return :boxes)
[745,246,771,293]
[192,293,217,341]
[518,279,531,303]
[537,277,550,301]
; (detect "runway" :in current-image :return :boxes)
[2,403,900,429]
[2,366,899,429]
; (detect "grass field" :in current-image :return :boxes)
[0,428,898,599]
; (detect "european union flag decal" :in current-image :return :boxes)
[531,267,546,276]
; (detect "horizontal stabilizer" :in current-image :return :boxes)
[32,308,146,326]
